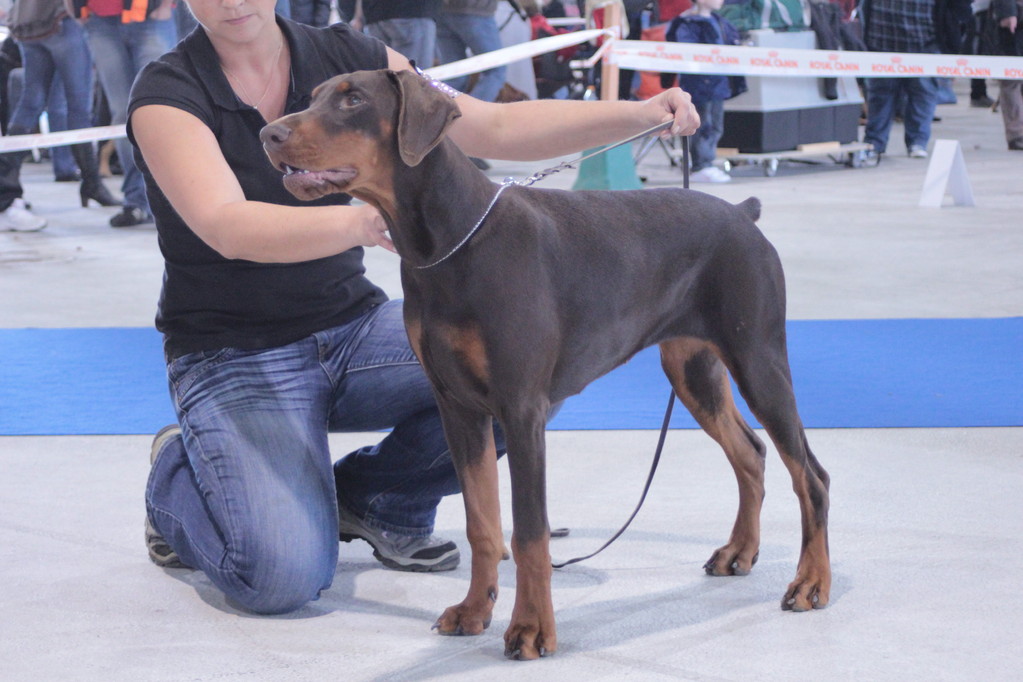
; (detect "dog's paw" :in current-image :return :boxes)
[433,594,495,636]
[504,621,556,660]
[703,546,759,577]
[781,573,830,612]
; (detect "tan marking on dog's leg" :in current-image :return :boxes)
[434,423,504,636]
[405,318,424,362]
[437,323,490,386]
[504,535,556,660]
[660,337,766,577]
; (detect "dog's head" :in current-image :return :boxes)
[260,69,462,202]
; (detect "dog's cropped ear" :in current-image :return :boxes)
[390,69,462,167]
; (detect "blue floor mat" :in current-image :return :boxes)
[1,319,1020,436]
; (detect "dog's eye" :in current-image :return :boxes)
[340,93,364,108]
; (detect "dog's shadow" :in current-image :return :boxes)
[362,538,849,681]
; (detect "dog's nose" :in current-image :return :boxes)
[259,123,292,151]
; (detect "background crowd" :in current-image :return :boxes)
[0,0,1019,231]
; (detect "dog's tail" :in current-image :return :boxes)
[736,197,762,223]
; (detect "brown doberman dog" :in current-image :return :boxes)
[260,69,830,660]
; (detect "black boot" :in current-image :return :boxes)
[72,144,121,208]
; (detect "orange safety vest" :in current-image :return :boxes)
[69,0,156,24]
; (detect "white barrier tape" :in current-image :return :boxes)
[609,40,1023,80]
[0,124,126,154]
[10,34,1021,154]
[570,37,615,69]
[425,28,611,81]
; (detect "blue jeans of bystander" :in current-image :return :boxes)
[82,15,175,212]
[435,12,507,102]
[691,98,725,172]
[366,17,438,68]
[0,18,94,208]
[864,76,939,154]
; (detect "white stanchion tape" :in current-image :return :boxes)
[0,124,127,154]
[609,40,1023,80]
[10,33,1021,155]
[425,28,611,81]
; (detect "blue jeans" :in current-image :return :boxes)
[864,76,939,153]
[692,99,724,172]
[435,13,507,102]
[82,15,175,212]
[146,301,466,614]
[7,69,78,178]
[366,17,438,68]
[0,18,93,207]
[41,81,78,179]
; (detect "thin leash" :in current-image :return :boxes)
[553,136,689,569]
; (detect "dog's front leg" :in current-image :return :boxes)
[432,402,504,637]
[503,411,556,660]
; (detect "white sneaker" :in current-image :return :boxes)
[0,198,46,231]
[908,145,929,159]
[689,166,732,183]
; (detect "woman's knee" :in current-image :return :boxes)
[224,537,338,615]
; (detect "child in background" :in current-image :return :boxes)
[666,0,744,183]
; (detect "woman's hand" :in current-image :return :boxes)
[353,203,396,253]
[643,87,701,137]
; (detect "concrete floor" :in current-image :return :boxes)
[2,82,1021,680]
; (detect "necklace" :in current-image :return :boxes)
[221,37,284,111]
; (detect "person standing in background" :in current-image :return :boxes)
[340,1,442,68]
[436,0,507,102]
[69,0,176,227]
[0,0,119,232]
[860,0,942,159]
[989,0,1023,149]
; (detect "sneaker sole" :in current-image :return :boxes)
[145,517,187,569]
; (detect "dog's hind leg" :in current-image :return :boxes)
[660,337,767,577]
[727,345,831,612]
[432,401,505,637]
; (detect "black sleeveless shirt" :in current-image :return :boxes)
[127,19,389,360]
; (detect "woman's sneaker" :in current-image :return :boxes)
[690,166,732,183]
[338,505,460,572]
[145,425,188,568]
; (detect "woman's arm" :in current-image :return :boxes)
[131,104,393,263]
[385,50,700,162]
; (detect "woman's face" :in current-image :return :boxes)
[184,0,278,42]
